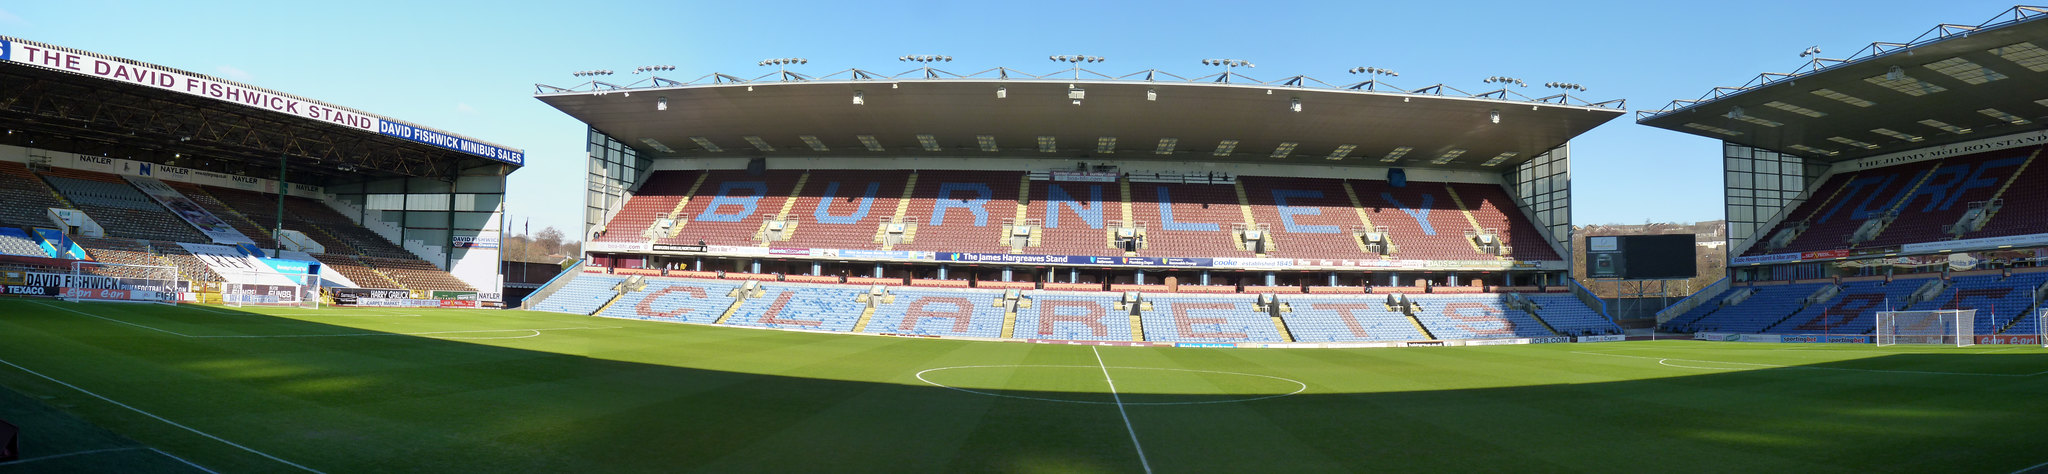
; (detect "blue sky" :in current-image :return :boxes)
[0,0,2024,234]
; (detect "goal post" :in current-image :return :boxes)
[1874,309,1975,347]
[221,270,321,309]
[64,261,179,305]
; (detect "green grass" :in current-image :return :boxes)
[2,298,2046,473]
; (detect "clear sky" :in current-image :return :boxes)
[0,0,2025,234]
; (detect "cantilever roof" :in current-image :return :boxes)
[537,77,1624,171]
[1640,6,2048,162]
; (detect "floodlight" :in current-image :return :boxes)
[853,90,864,105]
[1489,109,1501,124]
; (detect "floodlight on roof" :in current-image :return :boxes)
[656,97,667,111]
[996,87,1006,99]
[633,65,675,74]
[1490,109,1501,124]
[1482,76,1527,87]
[1290,98,1302,112]
[572,70,614,77]
[1348,66,1398,77]
[852,90,864,105]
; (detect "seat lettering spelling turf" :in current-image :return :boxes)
[902,296,975,333]
[636,286,710,318]
[1310,302,1381,338]
[1154,186,1219,232]
[930,182,993,226]
[1171,302,1248,339]
[813,181,881,224]
[1044,183,1105,229]
[1037,299,1108,337]
[757,290,823,327]
[1818,174,1911,223]
[1378,192,1436,235]
[1795,293,1887,331]
[1442,302,1513,337]
[1271,189,1341,234]
[696,181,769,223]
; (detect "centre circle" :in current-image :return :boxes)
[915,364,1308,406]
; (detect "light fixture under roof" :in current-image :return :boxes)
[975,135,998,152]
[1155,138,1179,155]
[1978,108,2031,125]
[857,135,884,152]
[1826,137,1880,150]
[1810,89,1875,107]
[1428,149,1467,164]
[1989,42,2048,72]
[800,135,829,152]
[1095,136,1117,154]
[1923,57,2007,85]
[1269,142,1298,159]
[1787,144,1839,156]
[689,136,722,152]
[1213,139,1239,157]
[1762,101,1826,118]
[1380,146,1413,162]
[743,136,775,152]
[1732,115,1783,128]
[1325,144,1357,161]
[1481,151,1518,166]
[639,138,675,153]
[1871,128,1925,142]
[916,134,941,152]
[1863,72,1948,96]
[1918,119,1972,134]
[1682,123,1742,137]
[1037,136,1056,153]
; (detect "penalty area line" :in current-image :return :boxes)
[1092,346,1153,474]
[0,357,323,473]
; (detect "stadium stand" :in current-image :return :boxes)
[164,181,278,248]
[1356,180,1495,261]
[530,274,627,315]
[1745,146,2044,256]
[864,287,1007,338]
[0,162,71,228]
[591,170,699,245]
[1239,177,1373,259]
[1527,294,1622,336]
[598,278,739,324]
[38,170,206,243]
[72,237,163,278]
[362,257,476,292]
[723,284,869,332]
[1127,181,1252,257]
[1926,272,2048,336]
[1772,280,1924,334]
[312,254,402,290]
[150,241,222,285]
[783,172,910,250]
[1447,182,1563,261]
[0,227,48,257]
[1406,295,1556,339]
[1011,292,1133,341]
[1027,180,1117,256]
[1279,297,1428,342]
[1141,295,1283,343]
[1664,282,1833,333]
[661,170,806,247]
[893,171,1022,253]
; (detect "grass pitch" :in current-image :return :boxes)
[1,298,2046,473]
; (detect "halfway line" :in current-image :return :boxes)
[1092,346,1153,474]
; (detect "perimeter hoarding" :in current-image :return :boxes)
[0,37,523,165]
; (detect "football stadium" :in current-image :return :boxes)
[3,4,2048,473]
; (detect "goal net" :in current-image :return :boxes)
[64,261,179,305]
[1874,309,1975,347]
[221,270,321,309]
